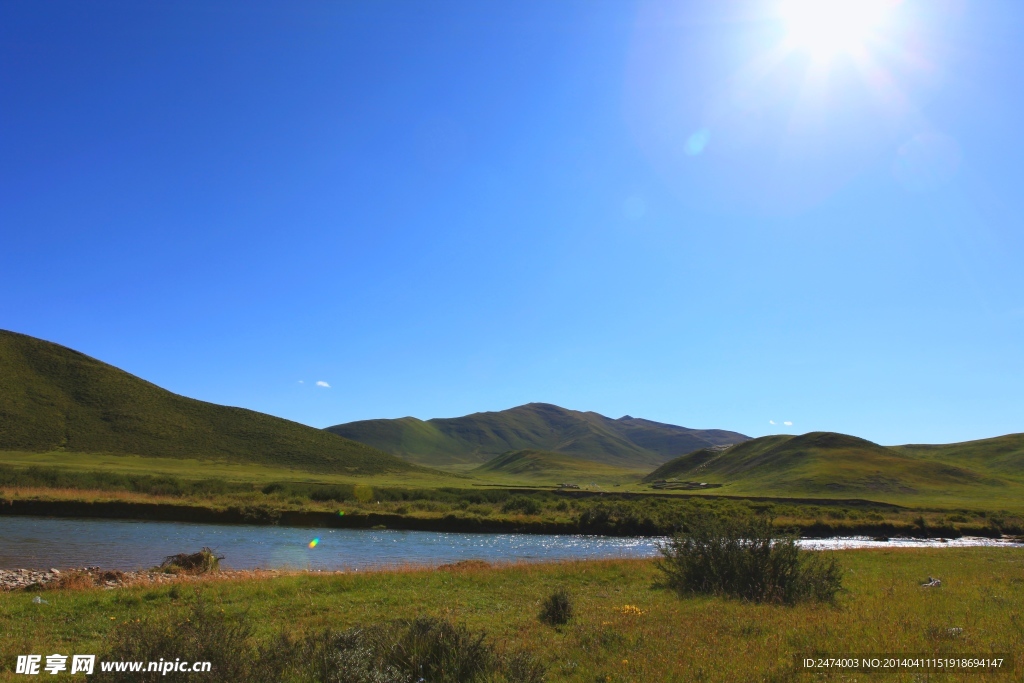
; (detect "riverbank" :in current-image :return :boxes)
[2,549,1021,682]
[0,566,297,592]
[3,488,1018,539]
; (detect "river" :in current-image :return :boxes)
[0,516,1019,570]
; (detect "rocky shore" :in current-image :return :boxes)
[0,566,306,592]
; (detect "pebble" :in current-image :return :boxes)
[0,567,290,591]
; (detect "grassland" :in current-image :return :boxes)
[470,450,646,485]
[0,451,460,488]
[0,330,415,475]
[4,456,1022,539]
[1,549,1022,681]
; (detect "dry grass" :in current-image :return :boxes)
[2,549,1021,682]
[0,486,191,505]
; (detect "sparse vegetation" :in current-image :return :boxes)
[539,588,573,626]
[93,601,544,683]
[157,548,221,575]
[658,513,843,604]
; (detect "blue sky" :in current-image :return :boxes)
[2,0,1021,445]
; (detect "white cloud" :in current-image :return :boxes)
[297,380,304,384]
[784,421,793,426]
[769,420,776,425]
[316,381,331,388]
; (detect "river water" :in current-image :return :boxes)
[0,516,1019,570]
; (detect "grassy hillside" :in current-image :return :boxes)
[643,431,1024,508]
[327,403,747,469]
[0,330,418,475]
[470,449,645,485]
[895,433,1024,482]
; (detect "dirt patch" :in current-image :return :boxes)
[437,559,492,572]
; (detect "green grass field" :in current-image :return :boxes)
[0,450,461,488]
[3,454,1022,540]
[1,549,1021,682]
[470,450,647,485]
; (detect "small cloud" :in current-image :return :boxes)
[769,420,776,425]
[316,381,331,388]
[297,380,304,384]
[784,421,793,426]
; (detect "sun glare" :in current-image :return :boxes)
[781,0,893,58]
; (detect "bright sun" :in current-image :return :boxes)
[780,0,894,58]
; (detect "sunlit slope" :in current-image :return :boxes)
[327,403,747,469]
[0,330,418,475]
[471,449,645,484]
[894,434,1024,483]
[643,432,1024,505]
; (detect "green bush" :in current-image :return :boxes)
[95,599,264,682]
[538,588,573,626]
[501,497,541,515]
[388,617,495,682]
[291,618,545,683]
[96,602,544,683]
[657,513,842,604]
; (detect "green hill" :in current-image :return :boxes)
[894,434,1024,482]
[326,403,748,469]
[0,330,418,475]
[471,449,645,484]
[643,431,1024,506]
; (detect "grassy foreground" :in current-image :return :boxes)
[1,549,1022,682]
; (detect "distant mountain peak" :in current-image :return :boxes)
[327,404,749,469]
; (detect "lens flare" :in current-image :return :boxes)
[685,129,711,156]
[780,0,894,58]
[308,538,320,549]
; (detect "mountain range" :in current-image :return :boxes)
[326,403,749,468]
[4,328,1022,507]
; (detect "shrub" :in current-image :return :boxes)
[279,628,404,683]
[98,607,545,683]
[501,497,542,515]
[293,618,545,683]
[539,588,573,626]
[157,547,221,574]
[308,485,356,503]
[388,617,495,682]
[657,513,842,604]
[95,600,264,682]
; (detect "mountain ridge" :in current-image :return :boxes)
[642,431,1024,502]
[326,402,749,468]
[0,329,419,475]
